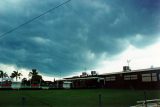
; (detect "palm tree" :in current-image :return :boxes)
[0,71,8,78]
[10,71,22,81]
[21,78,28,87]
[29,69,43,87]
[0,70,4,87]
[3,72,9,78]
[0,70,9,87]
[0,70,4,78]
[29,69,38,77]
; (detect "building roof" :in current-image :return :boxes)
[64,76,104,80]
[100,67,160,76]
[63,67,160,80]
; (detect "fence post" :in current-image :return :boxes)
[21,97,26,107]
[99,94,102,107]
[144,91,147,107]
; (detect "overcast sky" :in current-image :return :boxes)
[0,0,160,80]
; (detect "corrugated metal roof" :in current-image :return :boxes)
[100,67,160,76]
[63,67,160,80]
[64,76,103,80]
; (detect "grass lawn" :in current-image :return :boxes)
[0,89,159,107]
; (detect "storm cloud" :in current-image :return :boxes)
[0,0,159,76]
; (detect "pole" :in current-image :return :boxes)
[30,79,31,88]
[144,91,147,107]
[39,79,41,88]
[99,94,102,107]
[21,97,26,107]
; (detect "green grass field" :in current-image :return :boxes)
[0,89,159,107]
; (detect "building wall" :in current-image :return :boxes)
[102,69,160,89]
[62,68,160,89]
[72,79,100,89]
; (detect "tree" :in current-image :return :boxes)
[21,78,28,87]
[29,69,43,84]
[0,70,8,78]
[0,70,9,87]
[0,70,4,87]
[3,72,9,78]
[0,70,4,79]
[29,69,38,77]
[10,71,22,81]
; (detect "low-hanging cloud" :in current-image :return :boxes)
[0,0,159,76]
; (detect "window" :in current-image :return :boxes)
[131,75,138,80]
[142,74,151,82]
[110,76,116,81]
[124,75,138,80]
[124,75,130,80]
[142,73,157,82]
[106,76,116,81]
[152,73,157,81]
[106,77,110,81]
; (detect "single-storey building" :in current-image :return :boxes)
[100,67,160,89]
[63,67,160,89]
[63,76,105,89]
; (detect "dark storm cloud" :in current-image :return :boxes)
[0,0,159,76]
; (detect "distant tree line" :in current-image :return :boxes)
[0,69,43,86]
